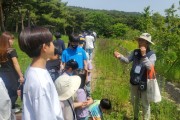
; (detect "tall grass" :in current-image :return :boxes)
[92,38,180,120]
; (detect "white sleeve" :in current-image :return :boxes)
[0,78,11,120]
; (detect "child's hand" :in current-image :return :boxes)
[17,90,21,96]
[19,76,24,84]
[81,101,88,108]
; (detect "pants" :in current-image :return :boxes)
[130,85,150,120]
[85,49,93,60]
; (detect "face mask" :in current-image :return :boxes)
[67,72,73,76]
[71,45,78,49]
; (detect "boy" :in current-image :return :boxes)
[46,47,61,81]
[53,32,65,59]
[88,99,111,120]
[18,26,64,120]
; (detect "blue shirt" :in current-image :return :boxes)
[88,100,103,119]
[61,47,87,69]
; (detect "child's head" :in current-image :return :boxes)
[68,34,80,49]
[0,32,14,62]
[54,32,61,39]
[0,31,14,48]
[100,98,111,112]
[18,26,53,58]
[65,59,78,71]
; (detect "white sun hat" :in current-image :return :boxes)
[55,75,81,101]
[138,33,154,45]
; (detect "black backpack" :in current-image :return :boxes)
[130,49,154,86]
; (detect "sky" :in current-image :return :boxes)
[61,0,180,16]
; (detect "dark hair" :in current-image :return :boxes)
[65,59,78,70]
[69,34,80,42]
[100,98,111,110]
[54,32,61,39]
[18,26,53,58]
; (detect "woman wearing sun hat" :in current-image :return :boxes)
[114,33,156,120]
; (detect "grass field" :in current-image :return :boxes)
[13,35,179,119]
[92,38,180,120]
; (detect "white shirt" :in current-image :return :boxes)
[0,78,11,120]
[85,35,95,49]
[22,67,64,120]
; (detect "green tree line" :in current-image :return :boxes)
[0,0,179,81]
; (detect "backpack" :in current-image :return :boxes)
[130,49,154,87]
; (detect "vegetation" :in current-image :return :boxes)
[0,0,179,82]
[92,39,180,120]
[1,1,180,118]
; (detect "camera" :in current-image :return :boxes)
[138,81,147,91]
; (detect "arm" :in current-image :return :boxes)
[141,53,156,70]
[73,101,88,108]
[12,57,24,84]
[83,49,88,70]
[114,51,134,64]
[84,60,88,71]
[61,51,66,70]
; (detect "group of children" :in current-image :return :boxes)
[0,27,111,120]
[45,30,111,120]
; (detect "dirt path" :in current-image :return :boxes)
[16,112,22,120]
[90,60,98,93]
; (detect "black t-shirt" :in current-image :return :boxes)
[0,49,18,72]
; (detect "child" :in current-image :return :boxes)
[60,59,93,120]
[62,59,79,76]
[53,32,65,59]
[46,47,61,81]
[55,75,81,120]
[0,32,24,113]
[88,98,111,120]
[18,26,64,120]
[85,52,93,97]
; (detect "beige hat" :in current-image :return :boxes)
[55,75,81,101]
[138,33,154,45]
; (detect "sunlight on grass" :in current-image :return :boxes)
[92,38,180,120]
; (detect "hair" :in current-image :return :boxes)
[0,32,14,62]
[18,26,53,58]
[54,32,61,39]
[65,59,78,70]
[69,33,80,43]
[100,98,111,110]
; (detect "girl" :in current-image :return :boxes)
[0,32,24,112]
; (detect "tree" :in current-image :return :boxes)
[0,0,5,31]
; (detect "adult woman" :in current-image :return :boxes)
[0,32,24,112]
[114,33,156,120]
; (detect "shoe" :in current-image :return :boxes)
[12,108,21,114]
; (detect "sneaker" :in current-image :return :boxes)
[12,108,21,114]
